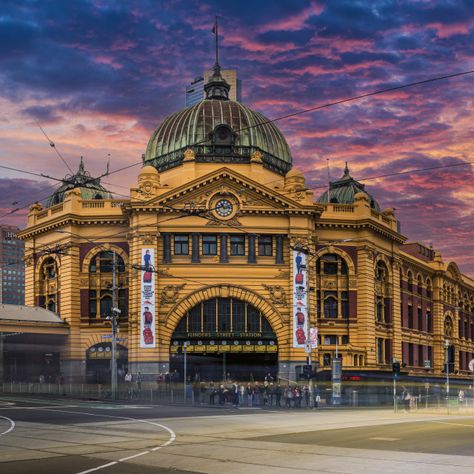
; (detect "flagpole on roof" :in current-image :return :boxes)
[213,15,219,66]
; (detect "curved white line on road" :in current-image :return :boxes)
[7,407,176,474]
[0,415,15,437]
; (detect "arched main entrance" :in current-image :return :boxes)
[170,297,278,382]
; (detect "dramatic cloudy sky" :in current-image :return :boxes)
[1,0,473,275]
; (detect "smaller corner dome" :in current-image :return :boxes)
[316,163,380,211]
[46,157,112,207]
[139,165,159,176]
[286,168,304,178]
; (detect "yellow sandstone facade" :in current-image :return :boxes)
[18,65,474,385]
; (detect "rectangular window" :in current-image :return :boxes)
[341,335,349,344]
[202,235,217,255]
[408,343,414,366]
[230,235,245,256]
[258,236,273,256]
[418,345,424,367]
[418,307,423,331]
[377,338,384,363]
[324,335,338,345]
[408,305,413,328]
[174,235,189,255]
[427,310,432,333]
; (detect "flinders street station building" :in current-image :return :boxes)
[13,63,474,387]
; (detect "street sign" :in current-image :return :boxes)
[469,358,474,372]
[101,335,112,339]
[424,359,431,369]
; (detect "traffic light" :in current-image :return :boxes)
[302,364,312,379]
[392,361,400,376]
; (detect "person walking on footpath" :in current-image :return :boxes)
[136,372,142,398]
[125,372,132,399]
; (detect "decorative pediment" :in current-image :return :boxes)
[134,168,321,216]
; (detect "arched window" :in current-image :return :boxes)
[426,279,432,299]
[417,275,423,295]
[39,257,59,314]
[316,253,350,319]
[173,298,275,337]
[88,251,127,319]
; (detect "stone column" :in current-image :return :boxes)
[191,233,200,263]
[220,234,229,263]
[248,234,256,264]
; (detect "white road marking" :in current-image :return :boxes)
[369,437,400,441]
[431,420,474,428]
[0,415,16,437]
[76,461,118,474]
[2,406,176,474]
[119,451,150,462]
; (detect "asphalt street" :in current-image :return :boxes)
[1,395,474,474]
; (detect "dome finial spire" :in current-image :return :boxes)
[204,16,230,100]
[79,156,85,174]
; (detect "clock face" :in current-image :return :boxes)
[215,199,233,217]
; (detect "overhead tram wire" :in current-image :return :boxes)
[36,121,74,174]
[3,69,474,218]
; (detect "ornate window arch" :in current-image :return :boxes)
[316,252,351,319]
[444,314,454,338]
[426,278,432,299]
[38,256,59,313]
[416,274,423,296]
[87,250,128,319]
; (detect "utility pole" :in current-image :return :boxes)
[110,251,120,401]
[183,341,188,403]
[445,338,450,406]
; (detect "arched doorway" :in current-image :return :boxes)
[170,297,278,382]
[86,342,128,384]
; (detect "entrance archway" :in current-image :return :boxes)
[170,297,278,382]
[86,342,128,384]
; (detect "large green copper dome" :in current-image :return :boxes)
[144,64,292,175]
[317,163,381,211]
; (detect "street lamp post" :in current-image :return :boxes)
[445,338,450,404]
[183,341,188,403]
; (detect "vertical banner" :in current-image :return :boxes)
[140,248,156,348]
[293,249,308,348]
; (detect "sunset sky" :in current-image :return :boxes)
[1,0,473,276]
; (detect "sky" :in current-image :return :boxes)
[0,0,473,276]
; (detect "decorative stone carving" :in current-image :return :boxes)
[159,284,186,305]
[262,284,287,305]
[322,278,336,289]
[250,150,263,162]
[183,148,195,161]
[275,269,290,280]
[80,278,89,287]
[157,268,173,277]
[140,234,156,245]
[205,215,242,227]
